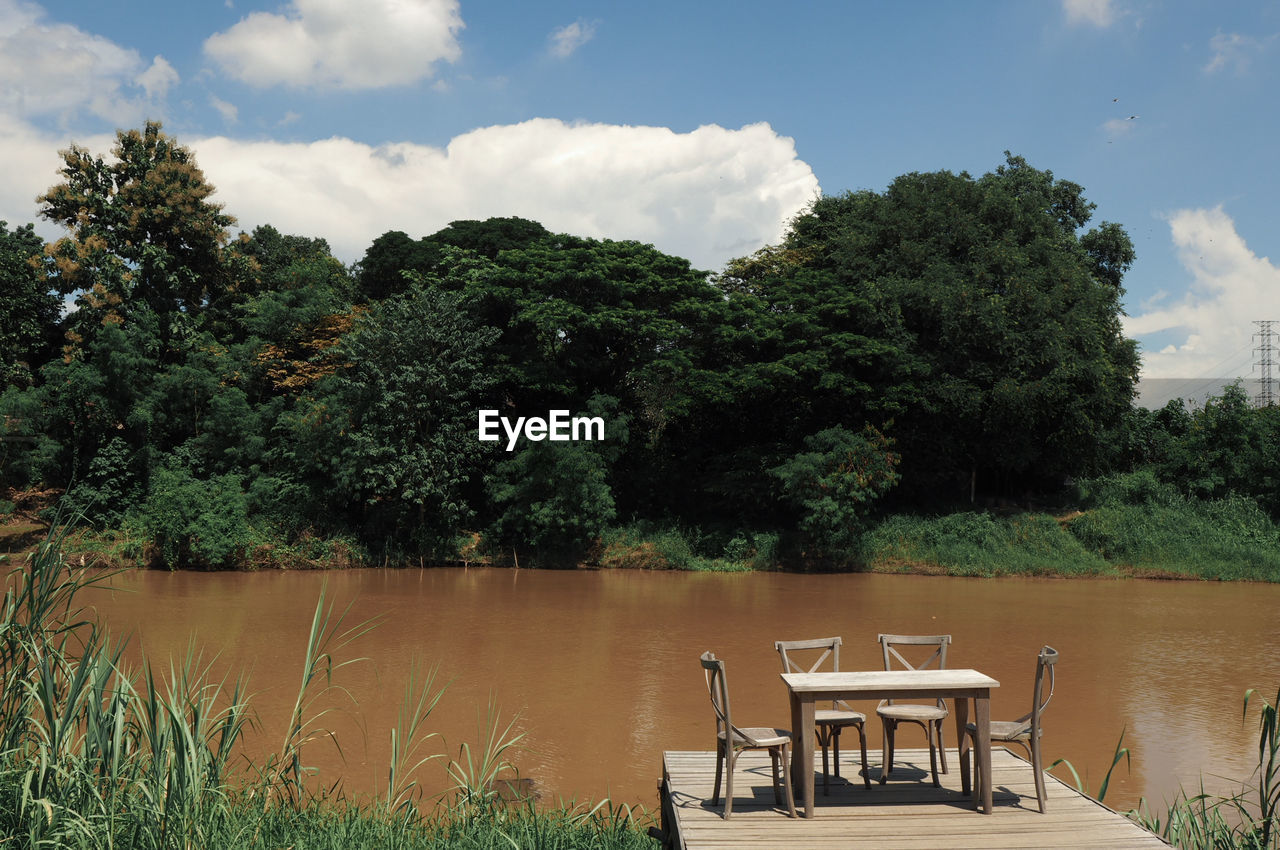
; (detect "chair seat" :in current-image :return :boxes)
[723,727,792,748]
[968,720,1032,741]
[877,703,948,722]
[816,708,866,726]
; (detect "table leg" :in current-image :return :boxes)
[789,696,816,817]
[789,691,802,802]
[976,692,992,814]
[954,696,971,798]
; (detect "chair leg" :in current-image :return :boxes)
[857,722,871,789]
[724,750,737,819]
[712,741,724,805]
[770,748,783,805]
[972,736,983,804]
[818,727,830,795]
[937,719,948,774]
[832,726,842,779]
[1032,734,1047,813]
[926,723,941,787]
[880,721,895,783]
[779,742,797,818]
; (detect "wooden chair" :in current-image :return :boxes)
[699,651,797,818]
[775,637,871,794]
[963,645,1058,812]
[876,633,952,786]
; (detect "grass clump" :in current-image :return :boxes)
[1054,688,1280,849]
[860,511,1110,577]
[595,523,773,571]
[1067,472,1280,580]
[1129,687,1280,848]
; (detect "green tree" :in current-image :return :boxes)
[38,121,235,352]
[770,425,901,554]
[486,395,628,563]
[738,153,1139,501]
[1160,383,1280,509]
[420,229,733,518]
[355,218,549,302]
[290,284,500,548]
[0,221,58,387]
[139,462,255,569]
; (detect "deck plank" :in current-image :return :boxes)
[658,748,1169,849]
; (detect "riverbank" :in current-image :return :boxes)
[8,474,1280,581]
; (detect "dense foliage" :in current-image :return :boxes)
[6,124,1277,570]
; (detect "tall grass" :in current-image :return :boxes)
[1066,479,1280,580]
[1130,687,1280,849]
[596,522,765,571]
[1056,690,1280,850]
[0,530,655,848]
[860,511,1112,577]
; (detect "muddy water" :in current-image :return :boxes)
[88,568,1280,813]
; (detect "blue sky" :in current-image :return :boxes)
[2,0,1278,384]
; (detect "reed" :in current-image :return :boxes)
[1130,687,1280,849]
[444,695,528,816]
[0,530,653,849]
[1057,692,1280,849]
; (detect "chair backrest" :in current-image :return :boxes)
[1030,645,1059,737]
[775,636,843,675]
[776,637,849,712]
[878,634,951,708]
[878,633,951,671]
[701,651,733,741]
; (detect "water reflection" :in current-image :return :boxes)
[88,568,1280,813]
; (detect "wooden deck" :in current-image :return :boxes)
[656,747,1169,849]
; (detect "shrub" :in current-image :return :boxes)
[138,464,256,568]
[771,425,900,555]
[862,511,1108,576]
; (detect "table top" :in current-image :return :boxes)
[781,668,1000,694]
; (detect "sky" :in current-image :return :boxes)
[2,0,1278,389]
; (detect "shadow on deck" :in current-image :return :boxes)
[654,747,1170,849]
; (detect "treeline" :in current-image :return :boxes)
[0,121,1270,569]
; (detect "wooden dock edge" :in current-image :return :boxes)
[657,747,1171,849]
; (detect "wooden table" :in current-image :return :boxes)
[782,668,1000,818]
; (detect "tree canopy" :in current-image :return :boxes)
[2,128,1170,567]
[718,153,1140,502]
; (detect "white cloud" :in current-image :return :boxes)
[1063,0,1115,28]
[0,116,105,242]
[1102,117,1137,137]
[190,119,818,270]
[1203,31,1275,74]
[136,56,179,99]
[549,19,597,59]
[0,0,170,124]
[1124,207,1280,379]
[210,95,238,123]
[0,110,815,274]
[204,0,463,90]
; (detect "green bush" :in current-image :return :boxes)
[488,440,616,564]
[862,511,1109,577]
[138,464,257,568]
[1075,469,1180,508]
[771,425,901,555]
[61,436,142,526]
[1066,496,1280,581]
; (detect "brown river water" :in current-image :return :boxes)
[86,567,1280,815]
